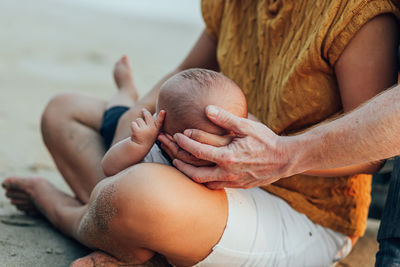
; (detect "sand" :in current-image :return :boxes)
[0,0,381,266]
[0,0,202,265]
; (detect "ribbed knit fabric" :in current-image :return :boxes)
[202,0,400,237]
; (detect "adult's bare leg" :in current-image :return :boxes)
[41,56,141,203]
[41,93,107,203]
[2,164,228,266]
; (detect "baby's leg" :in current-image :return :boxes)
[107,55,139,109]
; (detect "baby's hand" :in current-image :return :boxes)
[130,109,166,146]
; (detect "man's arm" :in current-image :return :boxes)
[302,14,399,177]
[292,84,400,171]
[169,14,400,189]
[172,84,400,188]
[102,109,165,177]
[111,29,219,145]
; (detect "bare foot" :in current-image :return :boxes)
[70,251,171,267]
[113,55,139,102]
[2,177,80,222]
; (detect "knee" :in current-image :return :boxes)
[112,165,172,217]
[41,93,80,142]
[109,165,186,233]
[78,174,159,261]
[108,164,220,235]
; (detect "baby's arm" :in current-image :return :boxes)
[102,109,165,176]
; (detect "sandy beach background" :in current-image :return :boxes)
[0,0,381,266]
[0,0,203,265]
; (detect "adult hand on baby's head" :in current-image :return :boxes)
[158,132,233,167]
[171,106,295,189]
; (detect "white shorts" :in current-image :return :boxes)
[194,188,352,267]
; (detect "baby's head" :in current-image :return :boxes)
[156,68,247,136]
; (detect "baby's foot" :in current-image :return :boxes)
[113,55,139,101]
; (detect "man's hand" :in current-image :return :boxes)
[158,131,233,167]
[170,106,295,189]
[131,108,166,146]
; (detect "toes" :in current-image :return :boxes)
[2,177,20,190]
[15,204,36,213]
[116,55,129,67]
[71,251,117,267]
[121,54,128,63]
[2,176,36,190]
[5,190,30,200]
[10,198,31,206]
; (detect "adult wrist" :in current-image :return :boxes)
[277,133,318,177]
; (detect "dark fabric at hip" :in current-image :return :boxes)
[375,156,400,266]
[99,106,129,149]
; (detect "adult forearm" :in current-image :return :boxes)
[288,84,400,174]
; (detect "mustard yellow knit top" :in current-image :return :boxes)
[202,0,400,237]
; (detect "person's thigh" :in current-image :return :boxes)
[77,163,352,267]
[41,93,107,202]
[195,188,352,267]
[77,163,228,266]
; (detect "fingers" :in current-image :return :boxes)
[205,105,252,135]
[141,108,154,125]
[135,118,146,127]
[184,129,233,147]
[155,110,166,129]
[173,159,222,183]
[158,134,214,166]
[173,133,220,163]
[158,133,179,157]
[131,121,140,133]
[140,108,165,130]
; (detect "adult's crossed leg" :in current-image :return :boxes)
[3,164,228,266]
[77,164,228,266]
[41,93,108,203]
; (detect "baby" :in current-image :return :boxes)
[101,60,248,177]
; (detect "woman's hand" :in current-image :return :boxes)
[168,105,295,189]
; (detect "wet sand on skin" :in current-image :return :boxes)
[0,0,380,266]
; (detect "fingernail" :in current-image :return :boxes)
[172,159,177,166]
[184,129,192,137]
[207,106,219,117]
